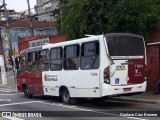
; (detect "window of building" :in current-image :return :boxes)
[38,49,49,71]
[64,44,79,70]
[81,41,99,70]
[28,51,38,71]
[50,47,62,71]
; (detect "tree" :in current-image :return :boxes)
[57,0,160,40]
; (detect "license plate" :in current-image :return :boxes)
[123,88,132,92]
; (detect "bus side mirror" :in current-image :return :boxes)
[109,64,116,76]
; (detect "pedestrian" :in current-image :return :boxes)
[153,79,160,95]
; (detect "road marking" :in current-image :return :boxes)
[2,116,24,120]
[0,88,17,91]
[0,99,11,102]
[0,90,16,93]
[128,117,148,120]
[0,85,16,90]
[0,93,23,95]
[37,101,148,120]
[0,85,10,88]
[0,101,42,107]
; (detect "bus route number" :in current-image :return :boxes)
[90,73,97,76]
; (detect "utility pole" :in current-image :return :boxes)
[0,5,3,55]
[3,0,15,76]
[26,0,34,36]
[3,0,13,57]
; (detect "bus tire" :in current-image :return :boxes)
[23,85,33,98]
[61,89,71,104]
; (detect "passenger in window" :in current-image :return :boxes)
[28,56,32,66]
[39,55,43,63]
[38,55,44,70]
[19,58,25,71]
[66,58,76,69]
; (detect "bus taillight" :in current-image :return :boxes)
[104,67,110,84]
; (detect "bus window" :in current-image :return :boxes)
[106,36,144,56]
[18,54,27,74]
[64,44,79,70]
[28,51,37,71]
[50,47,62,71]
[38,49,49,71]
[80,41,99,70]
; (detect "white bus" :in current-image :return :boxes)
[16,33,147,104]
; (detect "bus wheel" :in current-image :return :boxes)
[62,89,71,104]
[23,86,33,98]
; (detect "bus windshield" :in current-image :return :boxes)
[106,36,144,57]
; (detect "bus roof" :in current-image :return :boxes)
[106,33,144,39]
[19,33,143,54]
[20,46,42,54]
[43,35,102,49]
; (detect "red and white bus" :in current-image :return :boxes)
[16,33,147,104]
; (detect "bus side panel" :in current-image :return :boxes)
[68,70,100,98]
[99,36,112,97]
[17,71,32,93]
[42,71,59,96]
[128,59,145,84]
[17,71,44,95]
[17,72,26,92]
[42,70,101,98]
[29,71,44,95]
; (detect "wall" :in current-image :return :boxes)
[1,27,57,56]
[1,27,57,67]
[18,34,65,52]
[147,29,160,91]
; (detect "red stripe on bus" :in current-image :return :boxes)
[128,59,145,84]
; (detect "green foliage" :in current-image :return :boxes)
[57,0,160,40]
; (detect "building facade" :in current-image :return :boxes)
[0,19,58,66]
[34,0,59,21]
[0,10,20,21]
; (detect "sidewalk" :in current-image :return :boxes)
[112,92,160,104]
[0,70,16,90]
[1,71,160,104]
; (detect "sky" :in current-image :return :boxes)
[0,0,36,12]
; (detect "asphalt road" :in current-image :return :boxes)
[0,86,159,120]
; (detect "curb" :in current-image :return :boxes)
[111,97,160,104]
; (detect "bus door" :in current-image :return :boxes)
[36,50,49,95]
[79,41,100,89]
[16,54,28,92]
[27,51,45,94]
[106,35,145,86]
